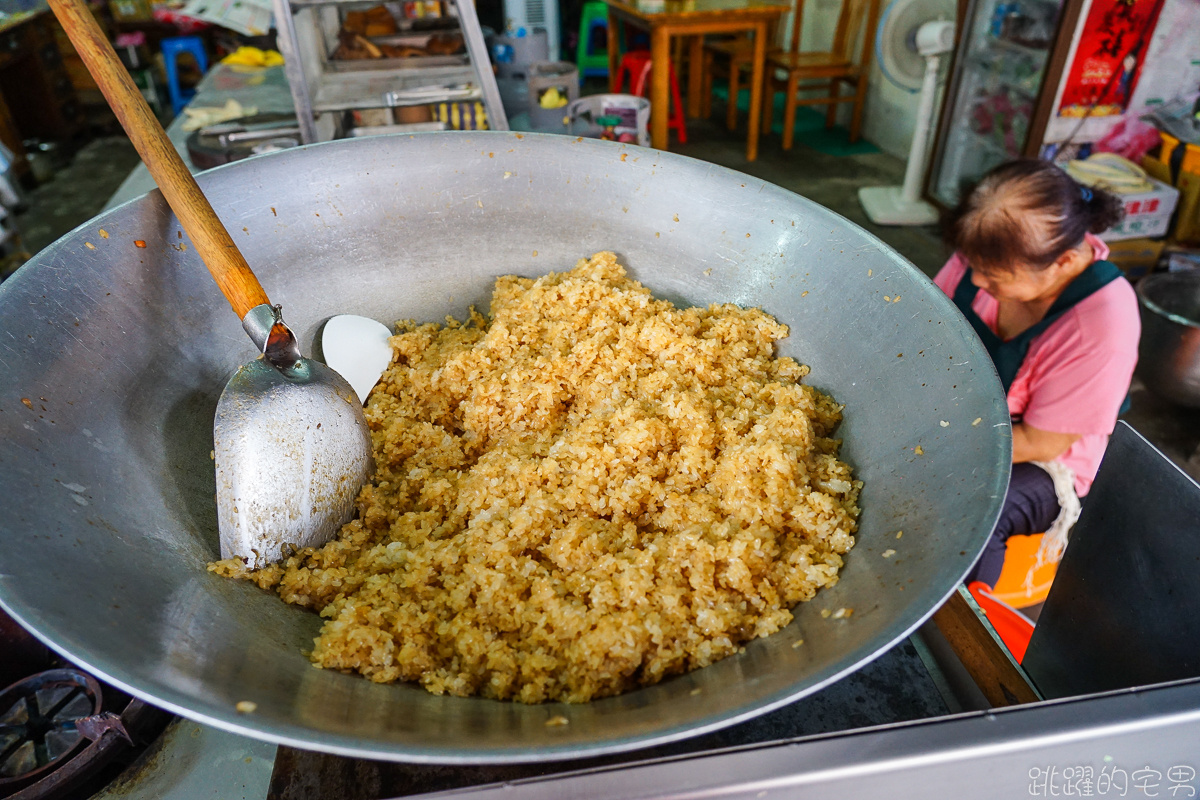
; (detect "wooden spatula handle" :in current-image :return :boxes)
[49,0,270,319]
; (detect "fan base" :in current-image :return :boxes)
[858,185,939,226]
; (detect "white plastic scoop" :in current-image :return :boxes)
[322,315,394,404]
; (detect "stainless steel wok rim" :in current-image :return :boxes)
[0,577,974,764]
[0,131,1012,763]
[1137,272,1200,330]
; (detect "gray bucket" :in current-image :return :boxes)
[527,61,579,132]
[490,30,549,80]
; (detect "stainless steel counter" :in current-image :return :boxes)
[91,721,276,800]
[403,678,1200,800]
[103,63,296,211]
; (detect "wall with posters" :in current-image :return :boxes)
[1042,0,1200,147]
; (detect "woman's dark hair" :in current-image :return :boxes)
[942,159,1124,273]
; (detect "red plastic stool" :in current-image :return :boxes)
[614,51,687,144]
[968,581,1035,663]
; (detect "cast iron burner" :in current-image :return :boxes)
[0,669,104,789]
[0,611,171,800]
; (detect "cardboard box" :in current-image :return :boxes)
[1098,176,1181,242]
[1105,237,1166,279]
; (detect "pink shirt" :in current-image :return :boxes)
[933,234,1140,495]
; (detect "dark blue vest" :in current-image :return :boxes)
[951,260,1129,413]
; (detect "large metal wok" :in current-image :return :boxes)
[0,133,1010,763]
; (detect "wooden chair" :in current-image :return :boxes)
[762,0,881,148]
[698,8,792,130]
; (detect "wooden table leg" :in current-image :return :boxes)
[687,35,704,118]
[650,25,671,151]
[607,8,620,92]
[745,20,767,162]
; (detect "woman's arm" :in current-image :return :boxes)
[1012,422,1080,463]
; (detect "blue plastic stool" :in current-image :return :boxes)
[161,36,208,115]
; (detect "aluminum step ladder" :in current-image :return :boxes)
[273,0,508,142]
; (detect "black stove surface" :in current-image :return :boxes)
[265,639,949,800]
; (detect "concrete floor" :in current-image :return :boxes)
[13,136,143,259]
[674,116,948,277]
[9,120,1200,481]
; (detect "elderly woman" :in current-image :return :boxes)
[936,159,1140,588]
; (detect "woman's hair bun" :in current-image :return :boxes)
[1085,184,1125,234]
[942,159,1126,272]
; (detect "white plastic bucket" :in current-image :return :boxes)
[566,94,651,148]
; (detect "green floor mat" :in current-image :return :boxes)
[712,84,879,156]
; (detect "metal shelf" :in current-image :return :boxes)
[273,0,507,140]
[985,35,1051,60]
[325,54,470,73]
[310,65,481,110]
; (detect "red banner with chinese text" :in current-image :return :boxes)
[1057,0,1165,118]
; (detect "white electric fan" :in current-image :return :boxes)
[858,0,956,225]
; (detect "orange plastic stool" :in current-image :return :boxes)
[968,581,1035,662]
[614,51,687,143]
[991,533,1059,608]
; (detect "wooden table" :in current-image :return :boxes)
[603,0,788,161]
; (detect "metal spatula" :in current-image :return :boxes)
[50,0,372,568]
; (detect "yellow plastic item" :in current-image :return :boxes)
[1143,147,1200,246]
[220,46,285,67]
[538,87,568,109]
[991,533,1058,608]
[1159,132,1200,175]
[434,102,488,130]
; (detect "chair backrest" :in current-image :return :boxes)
[778,0,803,53]
[788,0,881,66]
